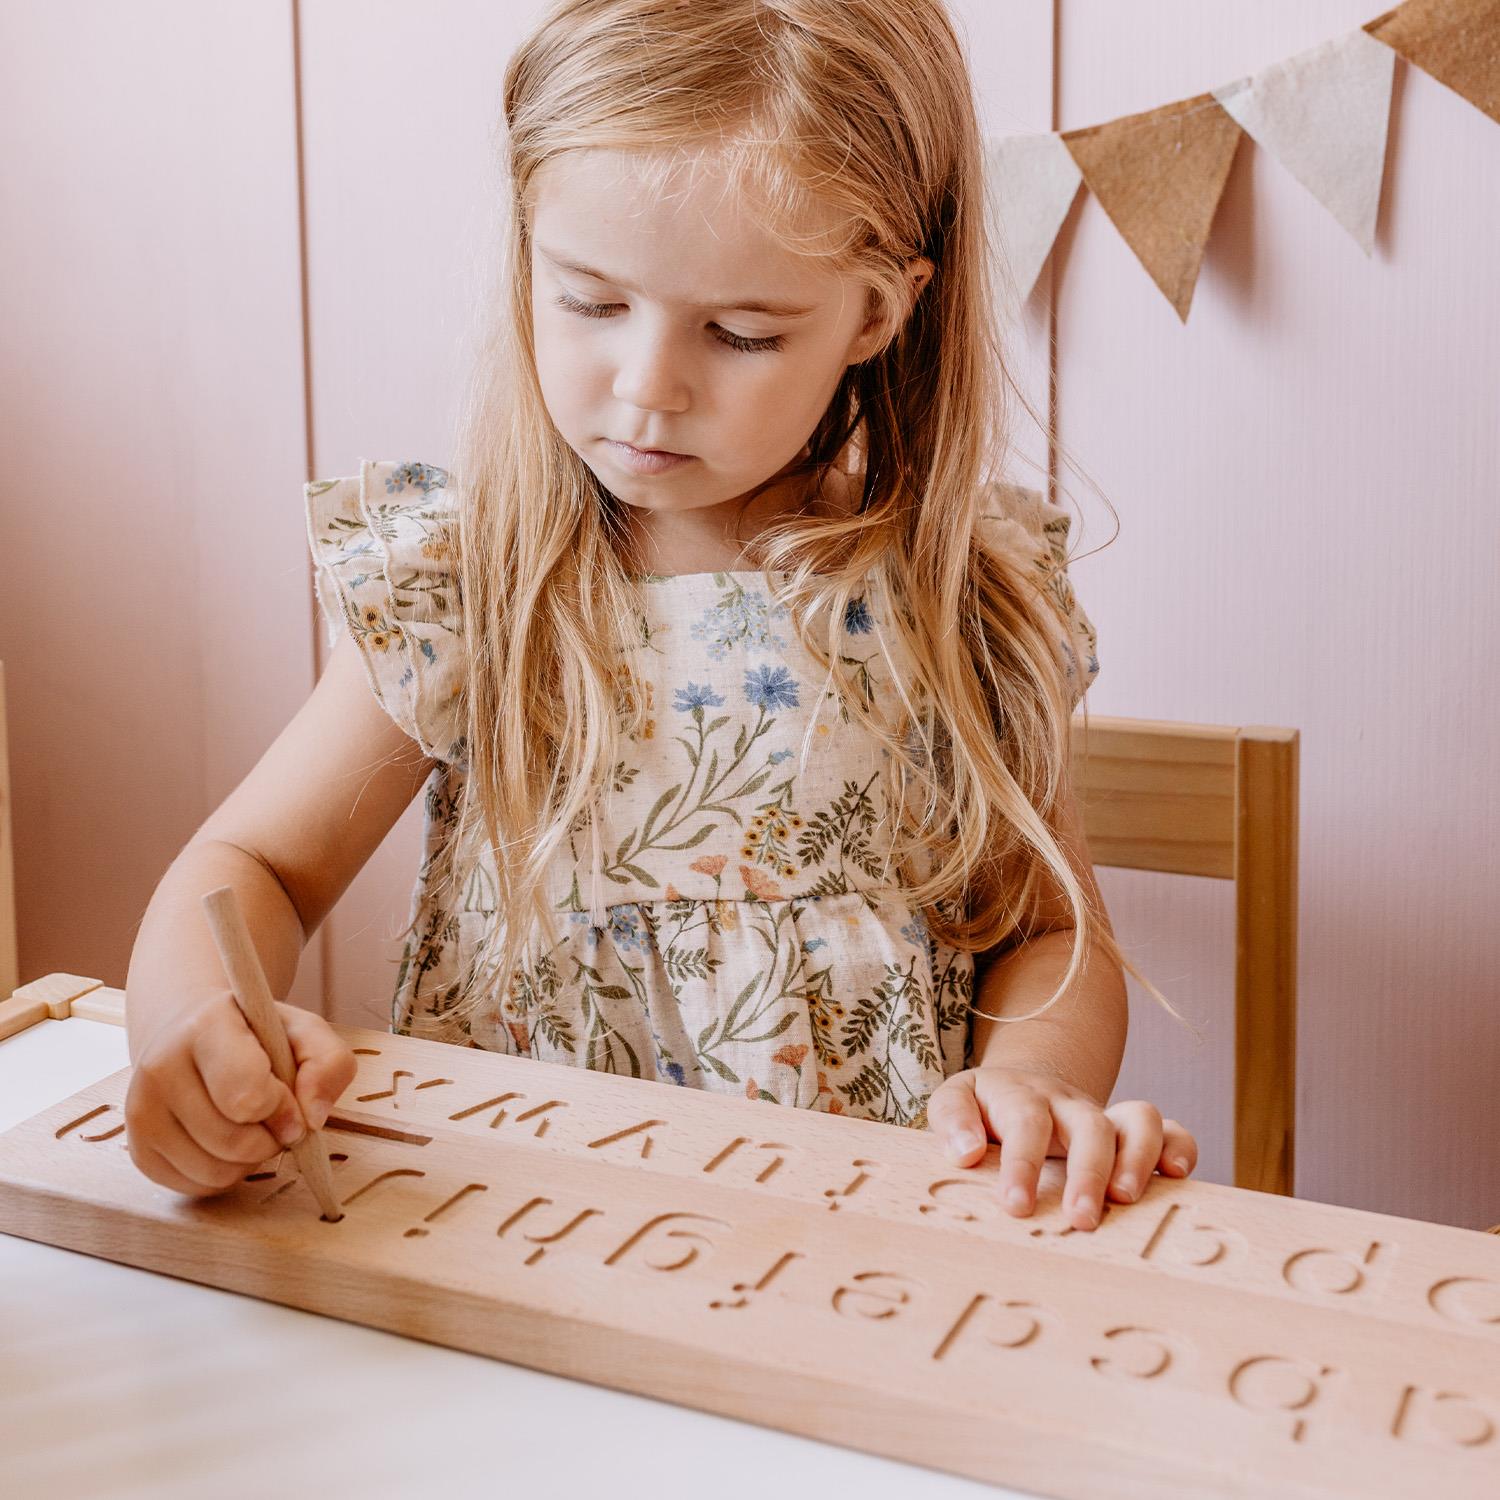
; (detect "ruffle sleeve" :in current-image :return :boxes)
[977,479,1101,711]
[303,458,467,763]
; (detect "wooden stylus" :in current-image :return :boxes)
[200,885,344,1221]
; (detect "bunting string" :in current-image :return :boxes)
[985,0,1499,321]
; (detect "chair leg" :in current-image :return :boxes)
[1233,728,1298,1196]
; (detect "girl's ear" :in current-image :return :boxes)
[846,256,936,366]
[905,256,935,305]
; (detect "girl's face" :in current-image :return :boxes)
[529,149,927,565]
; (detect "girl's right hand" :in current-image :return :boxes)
[124,990,357,1197]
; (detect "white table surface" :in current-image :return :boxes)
[0,1018,1020,1500]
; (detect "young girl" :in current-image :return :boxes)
[123,0,1198,1233]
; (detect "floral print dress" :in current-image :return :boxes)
[304,459,1099,1127]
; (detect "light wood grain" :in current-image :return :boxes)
[0,973,106,1040]
[1,1024,1497,1499]
[66,988,127,1026]
[1072,717,1299,1197]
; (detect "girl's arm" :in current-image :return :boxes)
[967,773,1125,1104]
[969,926,1127,1107]
[126,631,436,1057]
[923,776,1199,1237]
[126,838,310,1063]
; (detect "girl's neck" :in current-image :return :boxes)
[620,464,859,577]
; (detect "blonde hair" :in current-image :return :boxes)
[425,0,1193,1047]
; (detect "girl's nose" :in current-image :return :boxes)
[611,327,691,413]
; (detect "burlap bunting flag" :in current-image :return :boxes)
[1366,0,1500,125]
[1061,93,1244,323]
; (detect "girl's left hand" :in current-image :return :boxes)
[924,1065,1199,1231]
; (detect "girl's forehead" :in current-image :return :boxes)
[536,144,759,201]
[530,149,846,300]
[536,148,847,244]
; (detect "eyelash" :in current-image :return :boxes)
[551,291,787,354]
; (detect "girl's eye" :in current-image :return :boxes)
[550,291,785,354]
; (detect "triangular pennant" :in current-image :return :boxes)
[983,133,1083,304]
[1062,92,1244,322]
[1213,28,1395,255]
[1366,0,1500,126]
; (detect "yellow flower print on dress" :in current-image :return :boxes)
[612,662,656,741]
[740,802,805,877]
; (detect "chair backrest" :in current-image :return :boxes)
[1070,714,1299,1197]
[0,661,17,1006]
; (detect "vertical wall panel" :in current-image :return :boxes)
[0,1,321,1009]
[956,2,1058,488]
[298,0,524,1028]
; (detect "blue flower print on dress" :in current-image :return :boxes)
[384,461,449,496]
[673,682,725,713]
[606,904,652,955]
[743,664,799,712]
[688,584,788,660]
[567,903,652,955]
[844,596,874,634]
[567,909,602,949]
[900,912,931,950]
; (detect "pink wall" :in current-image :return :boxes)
[3,2,1495,1229]
[1053,0,1500,1228]
[1,1,324,1015]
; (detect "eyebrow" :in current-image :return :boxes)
[535,245,818,318]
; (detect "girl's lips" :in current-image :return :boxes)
[607,440,695,474]
[615,440,688,456]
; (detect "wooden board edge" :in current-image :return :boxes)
[0,1167,1316,1500]
[0,974,124,1040]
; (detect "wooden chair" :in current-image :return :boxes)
[1070,715,1299,1198]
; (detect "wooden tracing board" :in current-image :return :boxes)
[1,1024,1498,1500]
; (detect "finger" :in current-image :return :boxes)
[124,1064,280,1187]
[150,1107,261,1195]
[1158,1119,1198,1177]
[190,994,292,1129]
[176,1054,294,1163]
[924,1075,989,1166]
[1049,1096,1117,1230]
[133,1141,220,1198]
[277,1004,357,1132]
[1101,1100,1164,1203]
[970,1076,1054,1217]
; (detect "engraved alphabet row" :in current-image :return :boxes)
[52,1055,1500,1343]
[199,1143,1500,1459]
[46,1096,1500,1464]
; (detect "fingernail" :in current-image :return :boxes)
[1006,1187,1028,1212]
[1168,1156,1188,1174]
[275,1119,305,1148]
[309,1102,330,1132]
[951,1131,984,1157]
[1116,1173,1137,1199]
[1076,1194,1096,1221]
